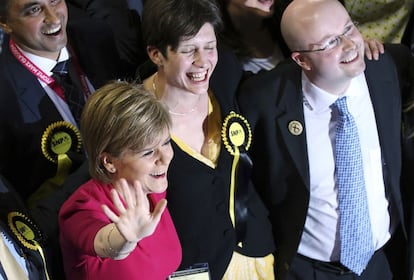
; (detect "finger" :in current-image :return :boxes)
[369,41,380,60]
[151,199,167,224]
[377,42,385,54]
[101,204,120,223]
[110,187,127,213]
[371,39,384,53]
[119,178,135,209]
[369,39,384,60]
[132,181,147,209]
[364,41,373,60]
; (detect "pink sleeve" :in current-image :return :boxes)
[59,181,112,256]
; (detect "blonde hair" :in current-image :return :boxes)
[80,80,171,183]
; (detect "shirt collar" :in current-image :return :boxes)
[302,71,366,112]
[17,46,70,76]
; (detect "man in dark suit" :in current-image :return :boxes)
[0,0,121,277]
[238,0,409,279]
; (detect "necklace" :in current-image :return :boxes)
[152,72,201,116]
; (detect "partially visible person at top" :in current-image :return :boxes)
[59,81,181,280]
[238,0,410,279]
[139,0,275,279]
[340,0,414,44]
[217,0,384,74]
[217,0,288,73]
[65,0,147,77]
[0,0,122,277]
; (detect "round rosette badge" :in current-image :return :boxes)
[221,111,252,155]
[41,121,82,163]
[8,212,51,279]
[8,212,44,250]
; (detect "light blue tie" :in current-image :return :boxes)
[333,96,374,275]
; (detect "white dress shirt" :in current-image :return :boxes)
[18,46,94,128]
[0,229,28,280]
[297,72,391,261]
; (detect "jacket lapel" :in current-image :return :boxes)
[7,53,61,123]
[276,67,311,190]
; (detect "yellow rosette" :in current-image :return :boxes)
[221,111,252,247]
[8,212,50,280]
[41,121,82,164]
[28,121,82,207]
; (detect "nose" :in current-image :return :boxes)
[340,35,357,51]
[156,145,174,165]
[193,50,208,68]
[44,6,60,24]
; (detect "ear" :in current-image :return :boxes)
[291,52,311,71]
[0,19,11,34]
[147,45,164,67]
[101,153,117,174]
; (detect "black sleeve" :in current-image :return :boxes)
[29,161,90,239]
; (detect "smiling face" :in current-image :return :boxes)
[290,0,365,95]
[156,23,218,96]
[0,0,68,60]
[105,129,173,195]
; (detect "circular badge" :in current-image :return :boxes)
[41,121,82,163]
[222,111,252,155]
[8,212,45,250]
[288,120,303,136]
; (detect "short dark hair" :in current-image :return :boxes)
[142,0,222,56]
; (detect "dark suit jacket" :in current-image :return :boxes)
[0,18,120,204]
[238,47,407,279]
[0,175,49,280]
[0,17,121,279]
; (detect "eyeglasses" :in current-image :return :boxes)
[292,21,359,53]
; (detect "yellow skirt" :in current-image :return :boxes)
[222,251,275,280]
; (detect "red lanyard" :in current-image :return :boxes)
[9,38,91,101]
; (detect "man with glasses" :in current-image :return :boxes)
[238,0,411,279]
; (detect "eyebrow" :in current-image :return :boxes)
[310,19,354,46]
[22,1,41,8]
[19,1,40,13]
[179,39,217,46]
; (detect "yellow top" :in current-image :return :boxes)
[171,90,222,168]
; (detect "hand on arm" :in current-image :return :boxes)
[364,38,384,60]
[93,179,167,260]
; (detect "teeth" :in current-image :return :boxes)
[43,25,61,35]
[342,53,357,63]
[151,171,165,176]
[188,71,207,81]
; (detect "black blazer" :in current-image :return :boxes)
[167,92,274,280]
[238,47,407,279]
[0,18,121,201]
[137,47,274,279]
[0,175,50,280]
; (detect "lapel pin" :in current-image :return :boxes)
[288,120,303,136]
